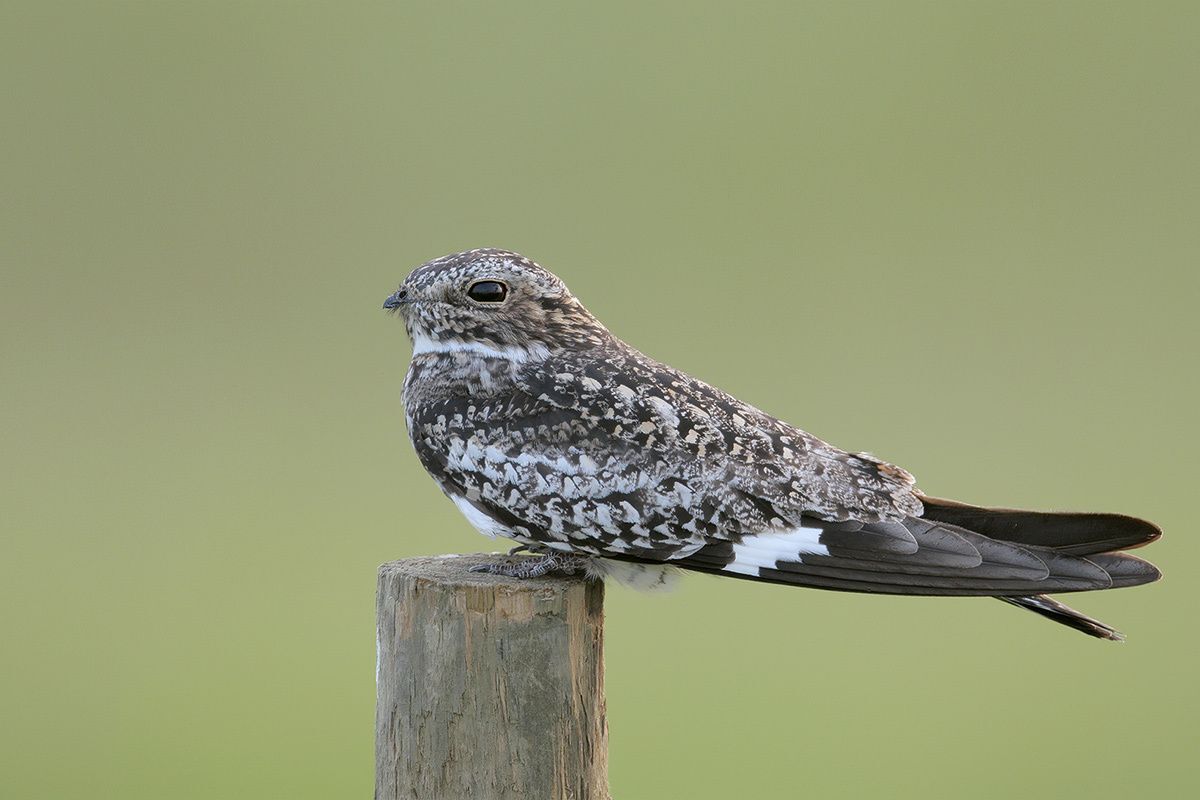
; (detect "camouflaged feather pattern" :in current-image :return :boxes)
[404,335,922,561]
[387,248,1162,641]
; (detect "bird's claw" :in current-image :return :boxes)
[469,553,590,579]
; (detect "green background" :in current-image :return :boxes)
[4,2,1197,797]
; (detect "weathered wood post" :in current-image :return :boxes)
[375,554,609,800]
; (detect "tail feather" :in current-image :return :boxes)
[997,595,1126,641]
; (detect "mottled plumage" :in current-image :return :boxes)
[385,248,1161,639]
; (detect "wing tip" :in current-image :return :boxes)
[918,495,1163,554]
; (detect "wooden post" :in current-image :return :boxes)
[375,554,609,800]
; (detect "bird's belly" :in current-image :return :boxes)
[449,494,510,539]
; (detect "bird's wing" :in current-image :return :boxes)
[508,348,1159,609]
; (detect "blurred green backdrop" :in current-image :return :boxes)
[3,2,1197,798]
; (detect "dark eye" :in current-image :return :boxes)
[467,280,508,303]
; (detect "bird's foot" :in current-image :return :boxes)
[469,553,590,579]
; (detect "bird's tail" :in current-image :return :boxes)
[652,496,1161,640]
[921,496,1161,640]
[996,595,1125,641]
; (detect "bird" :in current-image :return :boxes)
[384,248,1162,640]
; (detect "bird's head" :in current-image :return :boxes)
[384,248,608,360]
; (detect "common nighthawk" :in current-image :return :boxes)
[384,248,1161,640]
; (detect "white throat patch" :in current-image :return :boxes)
[410,329,548,363]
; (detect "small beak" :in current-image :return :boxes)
[383,288,409,310]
